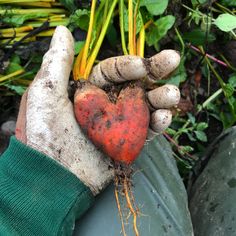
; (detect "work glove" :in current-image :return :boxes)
[15,26,180,195]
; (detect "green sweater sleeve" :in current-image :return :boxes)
[0,136,94,236]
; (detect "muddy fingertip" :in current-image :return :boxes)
[150,109,172,133]
[147,50,181,81]
[147,84,180,109]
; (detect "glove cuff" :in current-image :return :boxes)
[0,136,94,235]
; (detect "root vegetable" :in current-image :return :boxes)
[74,83,150,164]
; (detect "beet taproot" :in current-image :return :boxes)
[74,83,150,164]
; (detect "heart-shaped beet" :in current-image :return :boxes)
[74,83,150,164]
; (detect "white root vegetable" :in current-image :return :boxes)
[150,109,172,133]
[89,50,180,88]
[147,84,180,109]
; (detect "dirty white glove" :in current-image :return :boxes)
[15,26,180,195]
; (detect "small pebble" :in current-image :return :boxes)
[1,120,16,135]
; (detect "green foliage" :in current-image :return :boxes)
[140,0,168,16]
[5,84,26,95]
[183,29,216,45]
[69,9,90,31]
[123,5,143,34]
[191,0,208,7]
[3,13,47,27]
[229,74,236,88]
[214,13,236,32]
[220,0,236,6]
[106,24,118,47]
[74,41,85,55]
[146,15,175,46]
[6,56,23,74]
[59,0,76,12]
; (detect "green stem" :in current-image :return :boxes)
[119,0,128,55]
[28,19,69,27]
[199,46,225,88]
[215,2,235,15]
[200,88,223,111]
[128,0,134,54]
[182,4,205,17]
[0,0,53,2]
[205,56,225,87]
[230,30,236,39]
[174,27,185,56]
[84,0,118,78]
[0,69,25,83]
[0,8,66,14]
[103,0,109,25]
[80,0,97,74]
[219,54,236,71]
[174,119,191,141]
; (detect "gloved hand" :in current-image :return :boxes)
[15,26,180,195]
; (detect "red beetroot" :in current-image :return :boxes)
[74,83,150,164]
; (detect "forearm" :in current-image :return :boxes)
[0,137,94,236]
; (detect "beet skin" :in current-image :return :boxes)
[74,83,150,164]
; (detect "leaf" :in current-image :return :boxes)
[74,136,193,236]
[220,0,236,7]
[6,56,23,74]
[179,145,194,156]
[220,109,236,129]
[74,41,85,55]
[194,130,207,142]
[5,84,26,95]
[183,29,216,45]
[188,112,196,124]
[166,128,177,135]
[3,13,48,27]
[106,24,118,47]
[69,9,90,31]
[190,128,236,235]
[214,13,236,32]
[11,55,21,64]
[229,74,236,88]
[191,0,208,7]
[123,5,143,34]
[59,0,76,12]
[140,0,168,15]
[146,15,175,46]
[187,132,196,141]
[196,122,208,131]
[223,83,235,98]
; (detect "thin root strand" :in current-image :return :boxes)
[124,175,140,236]
[115,176,127,236]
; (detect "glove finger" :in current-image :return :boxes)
[89,55,147,88]
[147,50,180,83]
[31,25,74,96]
[147,84,180,109]
[88,50,180,88]
[150,109,172,133]
[15,90,28,143]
